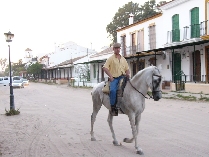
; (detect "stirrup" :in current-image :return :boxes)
[111,107,118,116]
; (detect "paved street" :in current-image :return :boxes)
[0,83,209,157]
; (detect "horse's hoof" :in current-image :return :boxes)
[136,150,144,155]
[91,137,96,141]
[113,141,120,146]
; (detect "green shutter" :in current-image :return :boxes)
[191,7,200,38]
[172,14,180,42]
[93,64,96,78]
[174,53,181,76]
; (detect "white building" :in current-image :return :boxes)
[115,0,209,93]
[38,41,97,84]
[24,48,33,64]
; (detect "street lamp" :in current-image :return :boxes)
[4,31,15,110]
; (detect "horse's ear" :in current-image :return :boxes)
[157,64,163,73]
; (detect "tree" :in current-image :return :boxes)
[27,62,43,78]
[140,0,157,19]
[156,1,167,12]
[106,0,159,43]
[0,58,7,71]
[106,1,142,43]
[74,64,90,81]
[4,60,26,76]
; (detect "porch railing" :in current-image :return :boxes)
[173,74,209,83]
[166,21,209,44]
[121,44,140,56]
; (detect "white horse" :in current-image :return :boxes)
[90,66,162,155]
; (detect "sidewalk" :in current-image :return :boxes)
[162,88,209,102]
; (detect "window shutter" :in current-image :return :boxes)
[191,7,200,38]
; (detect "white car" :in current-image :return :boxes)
[12,80,24,88]
[22,78,29,86]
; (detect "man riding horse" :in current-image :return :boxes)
[103,43,130,116]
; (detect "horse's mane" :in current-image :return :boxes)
[131,66,155,81]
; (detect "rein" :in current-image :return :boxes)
[128,81,153,99]
[128,68,162,99]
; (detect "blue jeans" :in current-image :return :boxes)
[110,75,124,106]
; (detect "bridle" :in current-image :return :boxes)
[129,71,162,99]
[152,74,162,96]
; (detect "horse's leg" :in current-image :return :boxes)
[123,114,143,154]
[107,112,120,146]
[135,114,143,155]
[123,114,136,143]
[90,101,102,141]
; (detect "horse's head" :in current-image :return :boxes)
[147,66,162,101]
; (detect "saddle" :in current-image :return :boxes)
[102,77,128,114]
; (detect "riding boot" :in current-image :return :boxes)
[111,106,118,116]
[115,97,122,109]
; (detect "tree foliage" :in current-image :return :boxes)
[74,64,90,81]
[27,62,43,77]
[0,58,7,71]
[106,0,166,43]
[4,60,26,76]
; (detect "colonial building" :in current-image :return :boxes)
[39,41,96,84]
[115,0,209,93]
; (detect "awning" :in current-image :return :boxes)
[74,59,105,65]
[136,39,209,54]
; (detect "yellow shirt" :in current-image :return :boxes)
[103,54,129,77]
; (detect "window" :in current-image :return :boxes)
[172,14,180,42]
[131,33,136,54]
[132,33,136,46]
[191,7,200,38]
[148,25,156,50]
[121,35,126,56]
[137,29,144,52]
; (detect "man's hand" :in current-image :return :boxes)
[109,76,114,82]
[126,74,130,79]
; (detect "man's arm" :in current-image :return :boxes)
[103,67,114,82]
[125,69,130,79]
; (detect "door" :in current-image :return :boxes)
[133,62,136,76]
[138,59,145,71]
[101,65,105,81]
[206,48,209,83]
[148,57,156,66]
[174,53,181,76]
[193,50,201,82]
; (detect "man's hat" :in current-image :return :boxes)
[113,43,121,48]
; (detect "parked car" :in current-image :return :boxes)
[0,77,13,86]
[12,80,24,88]
[22,78,29,86]
[13,76,23,81]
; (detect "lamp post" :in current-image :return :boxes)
[4,31,15,110]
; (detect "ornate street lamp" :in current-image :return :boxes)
[4,31,15,110]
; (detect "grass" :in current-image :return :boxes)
[5,108,20,116]
[176,94,196,101]
[199,96,209,102]
[70,85,93,89]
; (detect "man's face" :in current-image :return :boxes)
[113,47,120,54]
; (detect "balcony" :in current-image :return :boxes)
[121,44,140,57]
[165,21,209,46]
[174,74,209,83]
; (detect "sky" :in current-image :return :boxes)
[0,0,168,63]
